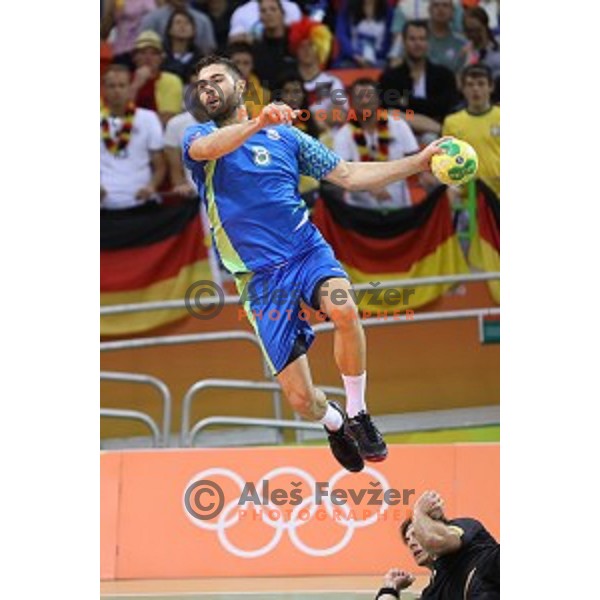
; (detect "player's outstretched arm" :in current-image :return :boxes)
[188,103,299,162]
[325,137,449,191]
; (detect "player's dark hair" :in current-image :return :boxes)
[461,63,493,85]
[402,19,429,39]
[194,55,244,80]
[399,518,412,544]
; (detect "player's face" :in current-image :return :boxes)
[197,64,243,120]
[260,0,284,29]
[103,71,130,107]
[403,27,428,61]
[429,0,453,25]
[462,76,492,110]
[404,525,433,567]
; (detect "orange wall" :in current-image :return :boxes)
[100,452,121,580]
[101,283,499,439]
[101,443,499,580]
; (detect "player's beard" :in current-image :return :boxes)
[210,92,244,127]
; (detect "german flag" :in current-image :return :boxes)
[468,181,500,304]
[100,199,213,336]
[311,187,470,312]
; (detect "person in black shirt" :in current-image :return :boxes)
[379,20,459,141]
[202,0,236,53]
[162,8,205,83]
[375,490,499,599]
[251,0,298,90]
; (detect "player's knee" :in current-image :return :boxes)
[328,301,359,329]
[287,388,319,419]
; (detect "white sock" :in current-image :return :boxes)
[320,403,344,432]
[343,372,367,418]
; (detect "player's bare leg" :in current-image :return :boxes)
[276,354,327,421]
[318,277,366,376]
[277,354,364,472]
[318,277,388,462]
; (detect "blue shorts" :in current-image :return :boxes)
[235,242,349,375]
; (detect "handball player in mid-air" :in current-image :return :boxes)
[183,55,447,473]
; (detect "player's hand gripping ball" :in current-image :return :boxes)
[431,137,479,186]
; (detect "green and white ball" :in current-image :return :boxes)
[431,137,479,186]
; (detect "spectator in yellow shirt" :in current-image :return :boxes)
[442,64,499,197]
[129,30,184,126]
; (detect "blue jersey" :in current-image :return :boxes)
[182,122,341,274]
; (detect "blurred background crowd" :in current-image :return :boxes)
[100,0,500,217]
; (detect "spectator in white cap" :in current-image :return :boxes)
[129,30,184,125]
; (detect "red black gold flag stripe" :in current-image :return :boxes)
[101,199,211,336]
[468,181,500,304]
[311,187,470,312]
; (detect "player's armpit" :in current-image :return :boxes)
[447,525,465,538]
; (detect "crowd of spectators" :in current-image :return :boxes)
[100,0,500,212]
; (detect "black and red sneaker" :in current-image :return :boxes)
[348,411,388,462]
[324,401,364,473]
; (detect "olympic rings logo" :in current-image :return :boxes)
[182,466,405,558]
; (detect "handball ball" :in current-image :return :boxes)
[431,138,479,186]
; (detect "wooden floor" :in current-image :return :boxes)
[101,575,430,599]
